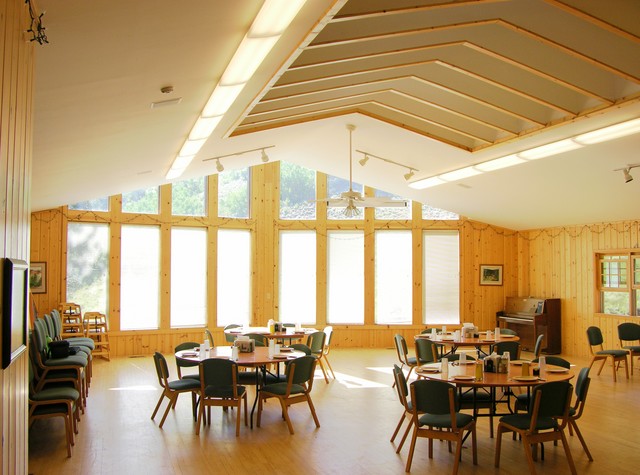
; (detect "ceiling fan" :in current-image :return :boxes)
[317,124,409,217]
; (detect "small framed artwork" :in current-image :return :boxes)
[2,258,29,369]
[29,261,47,294]
[479,264,503,286]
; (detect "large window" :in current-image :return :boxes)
[422,203,459,220]
[327,231,364,324]
[279,231,316,324]
[68,197,109,212]
[423,230,460,324]
[597,252,640,316]
[280,161,316,220]
[172,177,206,216]
[120,225,160,330]
[217,229,252,327]
[66,223,109,315]
[218,168,250,218]
[374,189,411,220]
[375,230,412,324]
[122,187,159,214]
[171,228,207,327]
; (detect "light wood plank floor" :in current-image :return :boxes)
[29,348,639,474]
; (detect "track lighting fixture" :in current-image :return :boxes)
[216,159,224,173]
[203,145,275,171]
[615,163,640,183]
[261,149,269,163]
[355,150,418,182]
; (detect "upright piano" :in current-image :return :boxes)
[496,297,561,354]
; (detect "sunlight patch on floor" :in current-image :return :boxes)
[333,372,388,389]
[108,385,157,391]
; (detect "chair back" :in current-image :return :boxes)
[394,334,410,365]
[224,324,242,343]
[153,352,171,390]
[411,379,457,415]
[32,319,49,359]
[586,326,604,347]
[43,314,56,339]
[392,364,410,410]
[499,328,518,336]
[286,355,317,386]
[493,341,520,360]
[528,381,573,427]
[618,322,640,342]
[246,333,268,347]
[290,343,312,355]
[199,358,241,397]
[204,328,214,346]
[322,326,333,353]
[415,338,438,364]
[533,334,545,357]
[574,367,591,405]
[174,341,200,377]
[534,355,571,369]
[50,309,63,338]
[306,331,326,355]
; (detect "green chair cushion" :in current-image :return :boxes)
[67,338,96,350]
[596,349,627,357]
[406,356,418,365]
[499,414,558,431]
[30,402,75,416]
[44,354,88,367]
[167,378,200,391]
[418,412,473,429]
[622,345,640,352]
[261,382,306,396]
[32,386,80,401]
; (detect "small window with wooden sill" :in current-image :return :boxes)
[597,252,640,316]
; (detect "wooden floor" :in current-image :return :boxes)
[28,348,639,475]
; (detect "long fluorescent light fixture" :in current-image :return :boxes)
[166,0,306,180]
[409,118,640,190]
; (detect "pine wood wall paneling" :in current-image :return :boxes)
[2,0,33,472]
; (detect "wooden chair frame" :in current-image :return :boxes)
[587,326,629,382]
[151,352,200,429]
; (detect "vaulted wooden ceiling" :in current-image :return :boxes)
[236,0,640,155]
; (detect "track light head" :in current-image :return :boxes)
[404,169,415,181]
[216,159,224,173]
[623,168,633,183]
[261,149,269,163]
[359,154,369,166]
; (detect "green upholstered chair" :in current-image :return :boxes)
[174,342,201,381]
[50,309,96,350]
[204,328,215,347]
[151,352,200,429]
[321,326,336,379]
[515,356,571,413]
[28,361,81,458]
[245,333,268,347]
[492,340,521,360]
[495,381,576,475]
[533,334,545,358]
[414,338,439,365]
[257,355,320,434]
[390,364,414,454]
[499,328,518,336]
[306,331,329,383]
[587,326,629,382]
[223,323,242,343]
[196,358,247,436]
[567,367,593,461]
[393,334,418,384]
[617,322,640,374]
[405,379,477,474]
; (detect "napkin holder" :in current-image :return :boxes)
[234,337,255,353]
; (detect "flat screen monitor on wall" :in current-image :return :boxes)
[2,258,28,369]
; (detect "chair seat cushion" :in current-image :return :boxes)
[203,384,246,398]
[595,349,627,357]
[418,412,474,429]
[181,374,200,381]
[30,402,75,416]
[261,382,306,396]
[406,356,418,365]
[622,345,640,352]
[67,338,96,350]
[499,414,558,431]
[44,354,88,367]
[168,378,201,391]
[32,386,80,401]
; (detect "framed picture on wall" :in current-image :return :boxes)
[2,258,29,369]
[479,264,503,286]
[29,261,47,294]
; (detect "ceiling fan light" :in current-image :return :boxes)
[344,201,360,218]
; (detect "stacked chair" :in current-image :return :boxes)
[29,308,95,457]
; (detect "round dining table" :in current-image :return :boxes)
[224,326,316,343]
[176,345,307,428]
[415,360,575,437]
[415,333,520,358]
